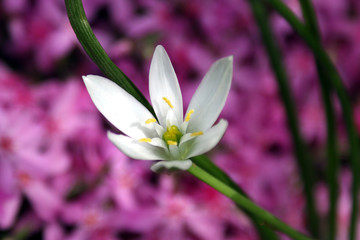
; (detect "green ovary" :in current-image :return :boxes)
[163,125,183,145]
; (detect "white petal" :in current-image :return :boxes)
[150,160,192,172]
[83,75,156,139]
[107,132,169,160]
[186,56,233,132]
[180,121,189,134]
[179,133,195,146]
[165,109,179,127]
[148,137,168,149]
[182,119,228,158]
[153,123,166,138]
[169,145,180,160]
[149,45,183,127]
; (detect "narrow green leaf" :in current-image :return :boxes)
[265,1,360,239]
[298,0,339,239]
[247,0,319,236]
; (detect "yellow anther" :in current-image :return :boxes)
[162,97,174,109]
[145,118,156,124]
[139,138,152,143]
[190,131,203,137]
[185,109,194,122]
[167,140,177,145]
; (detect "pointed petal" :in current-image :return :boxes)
[150,160,192,172]
[83,75,155,139]
[182,119,228,158]
[108,132,169,160]
[149,45,183,126]
[186,56,233,132]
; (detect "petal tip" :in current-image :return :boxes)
[82,75,93,89]
[106,130,116,139]
[213,56,233,71]
[221,56,233,65]
[217,119,229,131]
[155,45,164,49]
[82,74,100,85]
[82,75,89,82]
[154,45,166,55]
[219,118,228,124]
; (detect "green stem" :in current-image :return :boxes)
[65,0,155,116]
[298,1,339,239]
[191,156,279,240]
[247,0,319,236]
[317,60,339,240]
[266,1,360,239]
[298,0,320,39]
[188,164,313,240]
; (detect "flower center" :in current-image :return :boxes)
[163,125,182,146]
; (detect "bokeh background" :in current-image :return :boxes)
[1,0,360,239]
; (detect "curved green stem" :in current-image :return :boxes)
[188,164,313,240]
[298,0,320,39]
[298,1,339,239]
[247,0,319,236]
[266,1,360,239]
[191,156,279,240]
[317,57,339,240]
[65,0,155,116]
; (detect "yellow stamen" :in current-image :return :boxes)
[185,109,194,122]
[167,140,177,145]
[162,97,174,109]
[139,138,152,143]
[145,118,156,124]
[190,131,203,137]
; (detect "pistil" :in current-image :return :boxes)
[163,125,183,146]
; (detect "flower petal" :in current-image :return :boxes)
[107,132,169,160]
[169,145,180,160]
[165,108,179,127]
[149,45,183,126]
[150,160,192,172]
[179,133,196,146]
[148,137,168,149]
[83,75,156,139]
[186,56,233,132]
[182,119,228,158]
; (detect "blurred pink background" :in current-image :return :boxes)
[1,0,360,239]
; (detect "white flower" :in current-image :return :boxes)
[83,45,232,172]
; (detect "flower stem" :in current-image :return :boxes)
[298,1,339,239]
[247,0,319,236]
[265,1,360,239]
[188,164,313,240]
[191,156,279,240]
[64,0,155,117]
